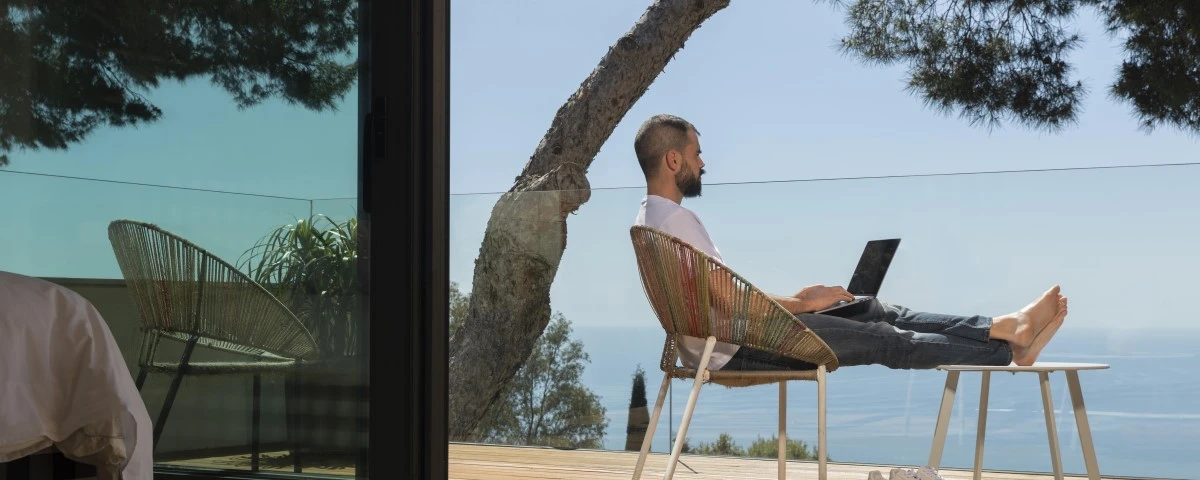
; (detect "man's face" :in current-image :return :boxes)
[673,129,705,198]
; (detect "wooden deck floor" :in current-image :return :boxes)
[164,443,1122,479]
[163,451,355,476]
[447,443,1106,480]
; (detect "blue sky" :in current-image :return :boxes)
[2,1,1198,329]
[0,78,358,277]
[451,0,1199,194]
[447,0,1200,331]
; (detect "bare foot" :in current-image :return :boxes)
[1012,296,1068,366]
[992,285,1062,348]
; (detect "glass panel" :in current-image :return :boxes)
[449,165,1200,479]
[1,1,364,477]
[450,1,1198,478]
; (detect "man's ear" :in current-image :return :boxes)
[664,149,679,172]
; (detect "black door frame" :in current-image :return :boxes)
[362,0,450,479]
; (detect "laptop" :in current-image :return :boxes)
[816,238,901,316]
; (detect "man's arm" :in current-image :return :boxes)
[769,292,808,314]
[650,211,848,322]
[703,262,852,319]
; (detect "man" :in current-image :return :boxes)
[632,114,1067,371]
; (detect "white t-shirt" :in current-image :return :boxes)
[634,195,740,370]
[0,271,153,479]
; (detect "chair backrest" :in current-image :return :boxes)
[630,225,838,370]
[108,219,319,360]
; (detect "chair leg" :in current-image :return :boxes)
[664,337,717,480]
[1038,372,1065,480]
[293,365,304,474]
[632,373,672,480]
[778,381,787,480]
[135,368,148,391]
[251,374,261,472]
[284,374,293,464]
[152,368,186,448]
[817,364,827,480]
[152,336,200,448]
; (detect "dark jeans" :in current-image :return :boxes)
[724,298,1013,371]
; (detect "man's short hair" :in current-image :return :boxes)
[634,114,698,178]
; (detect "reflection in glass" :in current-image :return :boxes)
[2,1,364,477]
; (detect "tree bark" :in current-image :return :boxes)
[448,0,731,439]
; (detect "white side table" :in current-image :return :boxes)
[928,362,1109,480]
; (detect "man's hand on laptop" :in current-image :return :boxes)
[792,285,854,313]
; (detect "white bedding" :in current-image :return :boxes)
[0,271,153,479]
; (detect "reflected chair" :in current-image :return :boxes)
[107,219,319,471]
[629,225,840,480]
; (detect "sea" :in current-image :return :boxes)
[573,326,1200,479]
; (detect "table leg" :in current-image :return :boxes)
[928,371,960,469]
[1038,371,1065,480]
[972,371,990,480]
[1066,371,1101,480]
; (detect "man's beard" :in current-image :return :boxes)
[676,168,703,198]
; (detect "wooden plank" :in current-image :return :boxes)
[161,451,354,476]
[447,444,1105,480]
[163,443,1113,480]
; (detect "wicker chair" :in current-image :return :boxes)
[629,225,840,480]
[107,219,319,470]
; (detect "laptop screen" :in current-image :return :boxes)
[846,239,901,296]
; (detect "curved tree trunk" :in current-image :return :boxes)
[448,0,731,439]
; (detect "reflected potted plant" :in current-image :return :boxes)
[240,214,361,458]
